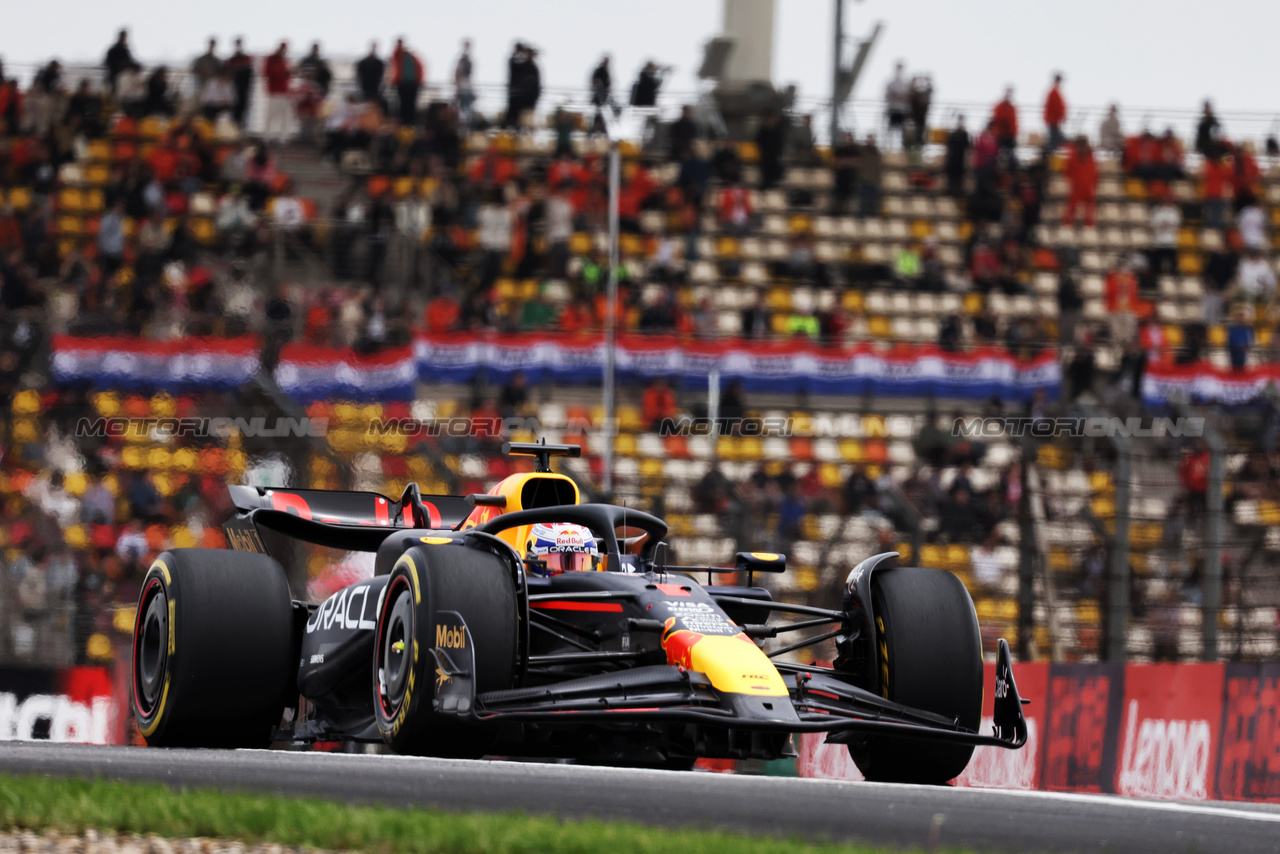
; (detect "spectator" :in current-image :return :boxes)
[1179,443,1210,514]
[630,61,665,107]
[944,115,970,197]
[199,69,236,121]
[856,135,882,218]
[641,377,677,431]
[1230,143,1260,208]
[1058,262,1084,345]
[1227,308,1255,371]
[669,105,697,162]
[104,29,135,93]
[589,55,614,133]
[907,74,933,148]
[1098,104,1123,154]
[839,464,874,516]
[498,371,529,417]
[756,110,787,190]
[1105,255,1140,344]
[116,63,146,118]
[991,87,1019,163]
[454,39,475,125]
[545,189,573,278]
[263,42,292,143]
[1062,137,1097,227]
[356,42,385,106]
[971,530,1005,592]
[225,37,255,128]
[739,289,770,340]
[1237,247,1276,307]
[477,189,513,289]
[1147,192,1181,277]
[718,181,753,234]
[298,42,333,97]
[638,287,677,333]
[143,66,173,117]
[390,38,424,125]
[190,38,221,92]
[1238,197,1267,252]
[97,202,125,276]
[883,61,910,147]
[1195,100,1222,158]
[505,43,542,130]
[719,380,746,422]
[1042,72,1066,152]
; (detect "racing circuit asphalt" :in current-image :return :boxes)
[1,743,1278,853]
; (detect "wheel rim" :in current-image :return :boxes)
[134,580,168,714]
[379,582,414,714]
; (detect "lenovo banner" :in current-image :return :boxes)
[798,661,1280,803]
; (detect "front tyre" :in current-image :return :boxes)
[132,549,294,748]
[373,543,517,757]
[849,565,983,784]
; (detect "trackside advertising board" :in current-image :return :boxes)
[798,661,1280,803]
[0,666,120,744]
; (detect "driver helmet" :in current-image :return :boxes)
[525,522,600,575]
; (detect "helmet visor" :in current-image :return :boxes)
[541,551,599,573]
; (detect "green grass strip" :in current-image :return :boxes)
[0,773,954,854]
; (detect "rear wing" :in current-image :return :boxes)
[225,484,473,553]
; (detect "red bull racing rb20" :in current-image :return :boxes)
[131,442,1027,783]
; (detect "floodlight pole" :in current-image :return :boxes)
[602,137,621,500]
[831,0,844,146]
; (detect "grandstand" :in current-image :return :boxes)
[1,39,1278,678]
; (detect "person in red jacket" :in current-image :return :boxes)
[718,183,753,234]
[1043,73,1066,152]
[991,87,1019,164]
[390,39,424,125]
[263,42,292,143]
[1063,136,1098,227]
[1202,153,1229,231]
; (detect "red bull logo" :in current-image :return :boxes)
[660,617,788,697]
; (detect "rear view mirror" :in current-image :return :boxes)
[735,551,786,574]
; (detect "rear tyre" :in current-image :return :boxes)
[373,543,517,757]
[849,566,982,784]
[132,549,294,748]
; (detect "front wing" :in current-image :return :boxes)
[432,611,1029,751]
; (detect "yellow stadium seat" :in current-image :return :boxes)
[868,316,892,338]
[841,290,864,313]
[1177,252,1202,275]
[819,462,843,489]
[570,232,593,255]
[1207,325,1226,347]
[614,433,637,457]
[737,141,759,163]
[63,472,89,496]
[12,390,41,415]
[963,292,984,315]
[617,405,645,433]
[838,439,864,463]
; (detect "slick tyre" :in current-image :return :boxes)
[373,543,517,758]
[132,549,294,748]
[849,565,983,784]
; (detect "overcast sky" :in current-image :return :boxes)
[6,0,1279,136]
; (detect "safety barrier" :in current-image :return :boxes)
[799,661,1280,802]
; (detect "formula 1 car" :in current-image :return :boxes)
[132,441,1027,783]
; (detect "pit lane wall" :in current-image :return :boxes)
[799,661,1280,802]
